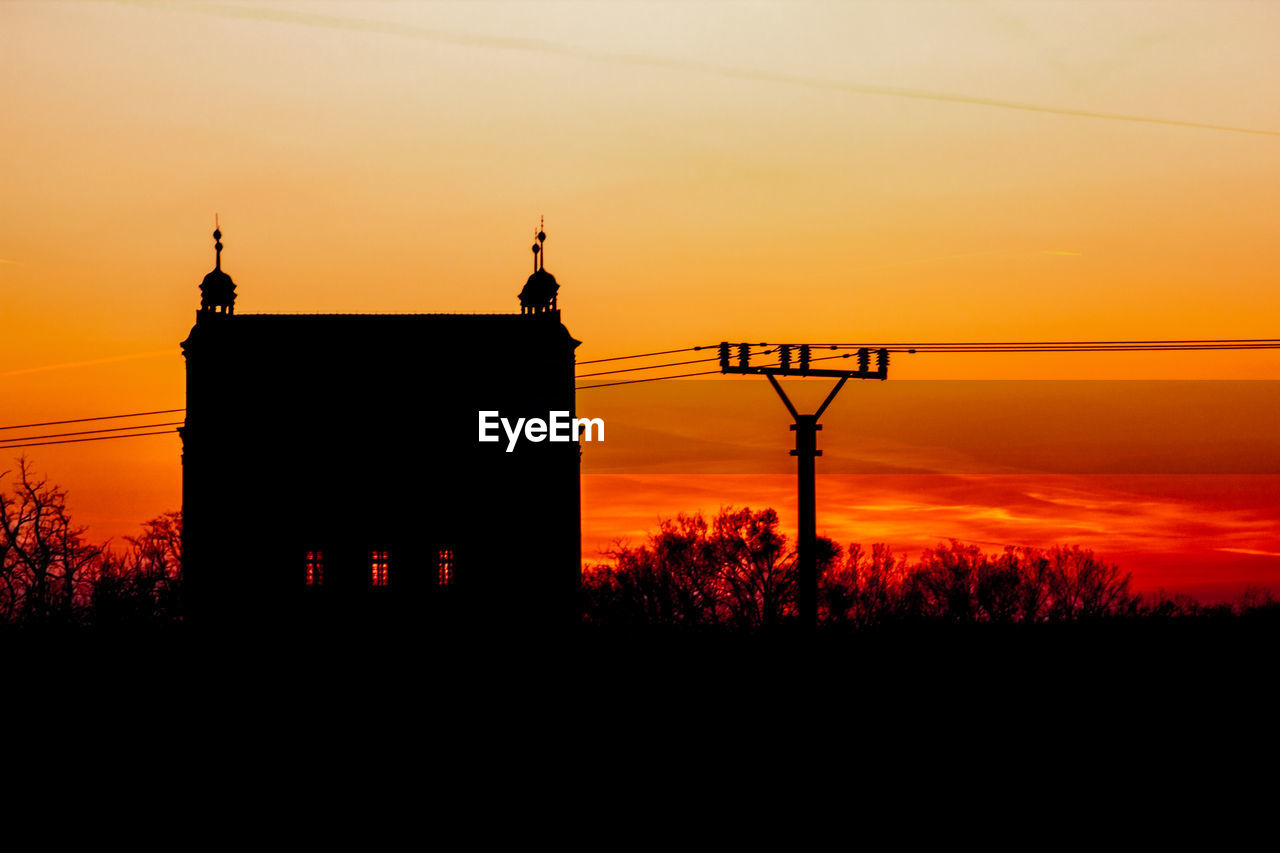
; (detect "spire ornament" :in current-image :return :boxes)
[213,214,223,271]
[198,216,237,315]
[518,217,559,315]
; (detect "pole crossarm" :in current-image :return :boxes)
[764,372,848,428]
[813,374,849,420]
[764,373,800,421]
[718,342,889,380]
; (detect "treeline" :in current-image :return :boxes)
[0,458,180,628]
[5,457,1275,632]
[583,506,1278,629]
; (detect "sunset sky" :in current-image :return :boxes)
[2,1,1278,599]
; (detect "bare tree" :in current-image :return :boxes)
[583,506,839,629]
[92,511,183,626]
[589,512,720,627]
[711,507,795,629]
[0,457,103,625]
[895,541,1136,624]
[583,510,1161,631]
[1043,545,1136,621]
[821,541,905,627]
[907,540,985,622]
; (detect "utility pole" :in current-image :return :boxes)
[719,342,888,629]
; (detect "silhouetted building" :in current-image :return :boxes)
[181,224,581,629]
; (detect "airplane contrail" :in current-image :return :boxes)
[103,0,1280,138]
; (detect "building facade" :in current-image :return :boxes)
[180,226,581,629]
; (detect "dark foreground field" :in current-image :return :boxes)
[8,616,1276,706]
[6,619,1275,790]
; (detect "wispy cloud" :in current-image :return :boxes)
[102,0,1280,137]
[1218,547,1280,558]
[0,350,172,378]
[580,473,1280,597]
[847,248,1082,273]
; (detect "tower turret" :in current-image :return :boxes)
[518,219,559,314]
[199,218,237,315]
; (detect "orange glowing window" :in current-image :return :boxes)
[438,547,455,587]
[305,550,324,586]
[370,550,390,587]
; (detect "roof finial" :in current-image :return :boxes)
[213,214,223,271]
[536,216,546,271]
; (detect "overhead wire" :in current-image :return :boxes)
[799,338,1280,348]
[577,345,718,365]
[576,370,724,390]
[6,339,1277,413]
[0,421,185,445]
[0,429,180,450]
[576,355,722,378]
[574,338,1280,388]
[0,408,186,432]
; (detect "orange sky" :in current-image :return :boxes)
[2,1,1278,596]
[583,474,1280,602]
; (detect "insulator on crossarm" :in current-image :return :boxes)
[799,344,811,371]
[778,345,791,370]
[738,342,750,369]
[857,348,870,372]
[877,347,889,378]
[719,342,731,371]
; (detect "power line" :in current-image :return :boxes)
[573,337,1280,389]
[832,344,1280,353]
[806,352,866,365]
[0,429,180,450]
[0,408,185,432]
[576,370,724,390]
[576,356,723,378]
[0,421,185,445]
[5,338,1276,411]
[811,338,1280,347]
[901,345,1280,352]
[577,345,719,365]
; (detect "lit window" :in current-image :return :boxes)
[438,547,455,587]
[370,549,390,587]
[305,550,324,586]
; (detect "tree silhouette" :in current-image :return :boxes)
[583,506,839,629]
[0,457,182,628]
[898,541,1138,624]
[91,511,182,627]
[711,507,796,629]
[819,541,906,627]
[0,457,103,625]
[586,510,1151,630]
[586,512,719,627]
[1043,544,1137,621]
